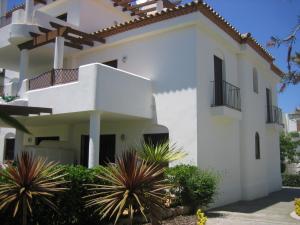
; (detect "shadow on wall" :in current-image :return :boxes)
[209,187,300,214]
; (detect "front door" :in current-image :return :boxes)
[4,138,15,161]
[80,134,116,167]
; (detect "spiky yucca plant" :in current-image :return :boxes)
[0,152,67,225]
[85,150,171,225]
[139,141,187,166]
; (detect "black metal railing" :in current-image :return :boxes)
[29,68,79,90]
[266,105,283,125]
[211,80,241,111]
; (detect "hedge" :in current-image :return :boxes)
[282,174,300,187]
[0,164,220,224]
[165,165,219,210]
[0,165,108,225]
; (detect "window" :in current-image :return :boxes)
[255,132,261,159]
[253,68,258,93]
[35,136,59,145]
[143,133,169,147]
[56,13,68,22]
[214,55,224,106]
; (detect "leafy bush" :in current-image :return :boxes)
[282,174,300,187]
[165,165,219,210]
[0,165,107,225]
[290,132,300,138]
[138,141,187,165]
[295,198,300,216]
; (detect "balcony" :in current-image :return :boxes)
[266,105,283,125]
[25,63,153,118]
[210,80,242,120]
[29,69,79,90]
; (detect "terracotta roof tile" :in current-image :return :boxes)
[92,0,283,77]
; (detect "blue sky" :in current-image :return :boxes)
[8,0,300,113]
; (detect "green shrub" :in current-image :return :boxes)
[165,165,219,210]
[282,174,300,187]
[0,165,108,225]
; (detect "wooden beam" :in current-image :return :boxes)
[131,7,157,16]
[113,0,133,7]
[19,27,68,50]
[67,27,106,43]
[65,41,83,50]
[50,21,105,43]
[29,32,40,37]
[0,104,52,116]
[123,0,157,11]
[38,26,51,33]
[65,34,94,47]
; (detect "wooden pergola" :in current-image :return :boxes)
[18,22,105,50]
[112,0,178,16]
[0,104,52,116]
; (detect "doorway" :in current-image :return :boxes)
[266,88,272,122]
[214,55,224,106]
[80,134,116,167]
[4,138,15,161]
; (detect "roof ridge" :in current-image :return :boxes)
[92,0,275,64]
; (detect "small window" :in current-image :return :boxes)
[102,60,118,68]
[35,136,60,145]
[57,13,68,22]
[253,68,258,93]
[255,132,260,159]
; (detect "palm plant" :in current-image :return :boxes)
[85,150,171,225]
[0,152,67,225]
[138,141,187,166]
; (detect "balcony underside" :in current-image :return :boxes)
[210,105,242,120]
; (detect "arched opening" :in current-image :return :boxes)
[255,132,261,160]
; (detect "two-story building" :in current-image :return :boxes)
[0,0,283,206]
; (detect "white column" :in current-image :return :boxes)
[54,37,65,69]
[88,111,100,168]
[18,49,29,95]
[14,130,24,159]
[0,0,7,17]
[25,0,34,23]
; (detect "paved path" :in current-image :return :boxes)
[206,187,300,225]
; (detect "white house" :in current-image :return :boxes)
[0,0,283,206]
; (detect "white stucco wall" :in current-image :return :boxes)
[0,4,282,208]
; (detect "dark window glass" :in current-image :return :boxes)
[35,136,59,145]
[255,132,261,160]
[143,133,169,147]
[214,55,224,106]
